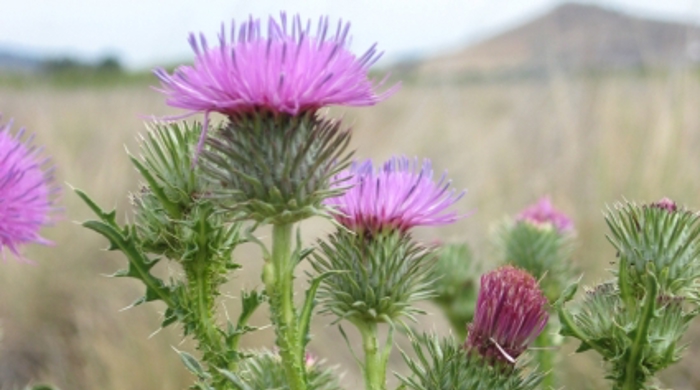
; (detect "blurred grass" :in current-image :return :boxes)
[1,67,700,389]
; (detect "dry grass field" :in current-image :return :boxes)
[2,67,700,389]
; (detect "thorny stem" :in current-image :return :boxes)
[265,223,307,390]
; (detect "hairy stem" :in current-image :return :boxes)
[355,321,390,390]
[266,223,307,390]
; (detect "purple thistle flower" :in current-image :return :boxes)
[465,265,549,365]
[154,13,398,153]
[0,118,58,260]
[516,196,573,233]
[324,156,465,234]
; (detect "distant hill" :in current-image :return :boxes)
[412,2,700,78]
[0,48,123,75]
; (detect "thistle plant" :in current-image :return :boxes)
[312,156,464,390]
[67,10,700,390]
[557,198,700,390]
[398,266,547,390]
[77,13,399,390]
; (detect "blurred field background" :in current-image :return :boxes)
[3,2,700,389]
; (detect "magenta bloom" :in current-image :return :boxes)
[325,156,464,234]
[0,118,58,259]
[155,13,397,151]
[649,197,677,212]
[516,196,573,233]
[466,266,548,365]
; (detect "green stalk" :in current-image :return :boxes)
[191,261,223,358]
[620,275,657,390]
[534,320,558,390]
[355,321,390,390]
[266,223,307,390]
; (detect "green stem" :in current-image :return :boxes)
[534,320,558,390]
[266,223,306,390]
[620,275,657,390]
[355,321,389,390]
[187,259,230,383]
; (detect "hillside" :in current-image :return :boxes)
[413,2,700,77]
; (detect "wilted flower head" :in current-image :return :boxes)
[155,13,397,151]
[0,118,58,259]
[466,266,548,365]
[324,156,465,234]
[516,196,573,233]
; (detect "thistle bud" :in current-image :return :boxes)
[605,199,700,301]
[311,228,434,324]
[465,266,549,365]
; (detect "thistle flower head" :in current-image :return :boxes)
[0,118,58,259]
[466,266,549,365]
[325,156,465,235]
[516,196,573,233]
[155,13,397,152]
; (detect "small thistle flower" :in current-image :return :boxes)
[155,13,397,151]
[649,197,677,212]
[466,266,549,365]
[516,196,573,233]
[0,118,58,259]
[325,156,465,235]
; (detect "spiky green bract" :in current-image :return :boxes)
[496,220,575,303]
[429,242,479,339]
[311,228,435,325]
[397,333,543,390]
[605,199,700,302]
[557,279,698,390]
[218,350,342,390]
[199,112,352,224]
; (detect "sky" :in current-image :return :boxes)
[2,0,700,70]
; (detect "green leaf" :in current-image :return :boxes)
[553,276,581,308]
[217,369,254,390]
[298,271,345,348]
[76,189,175,308]
[174,347,209,379]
